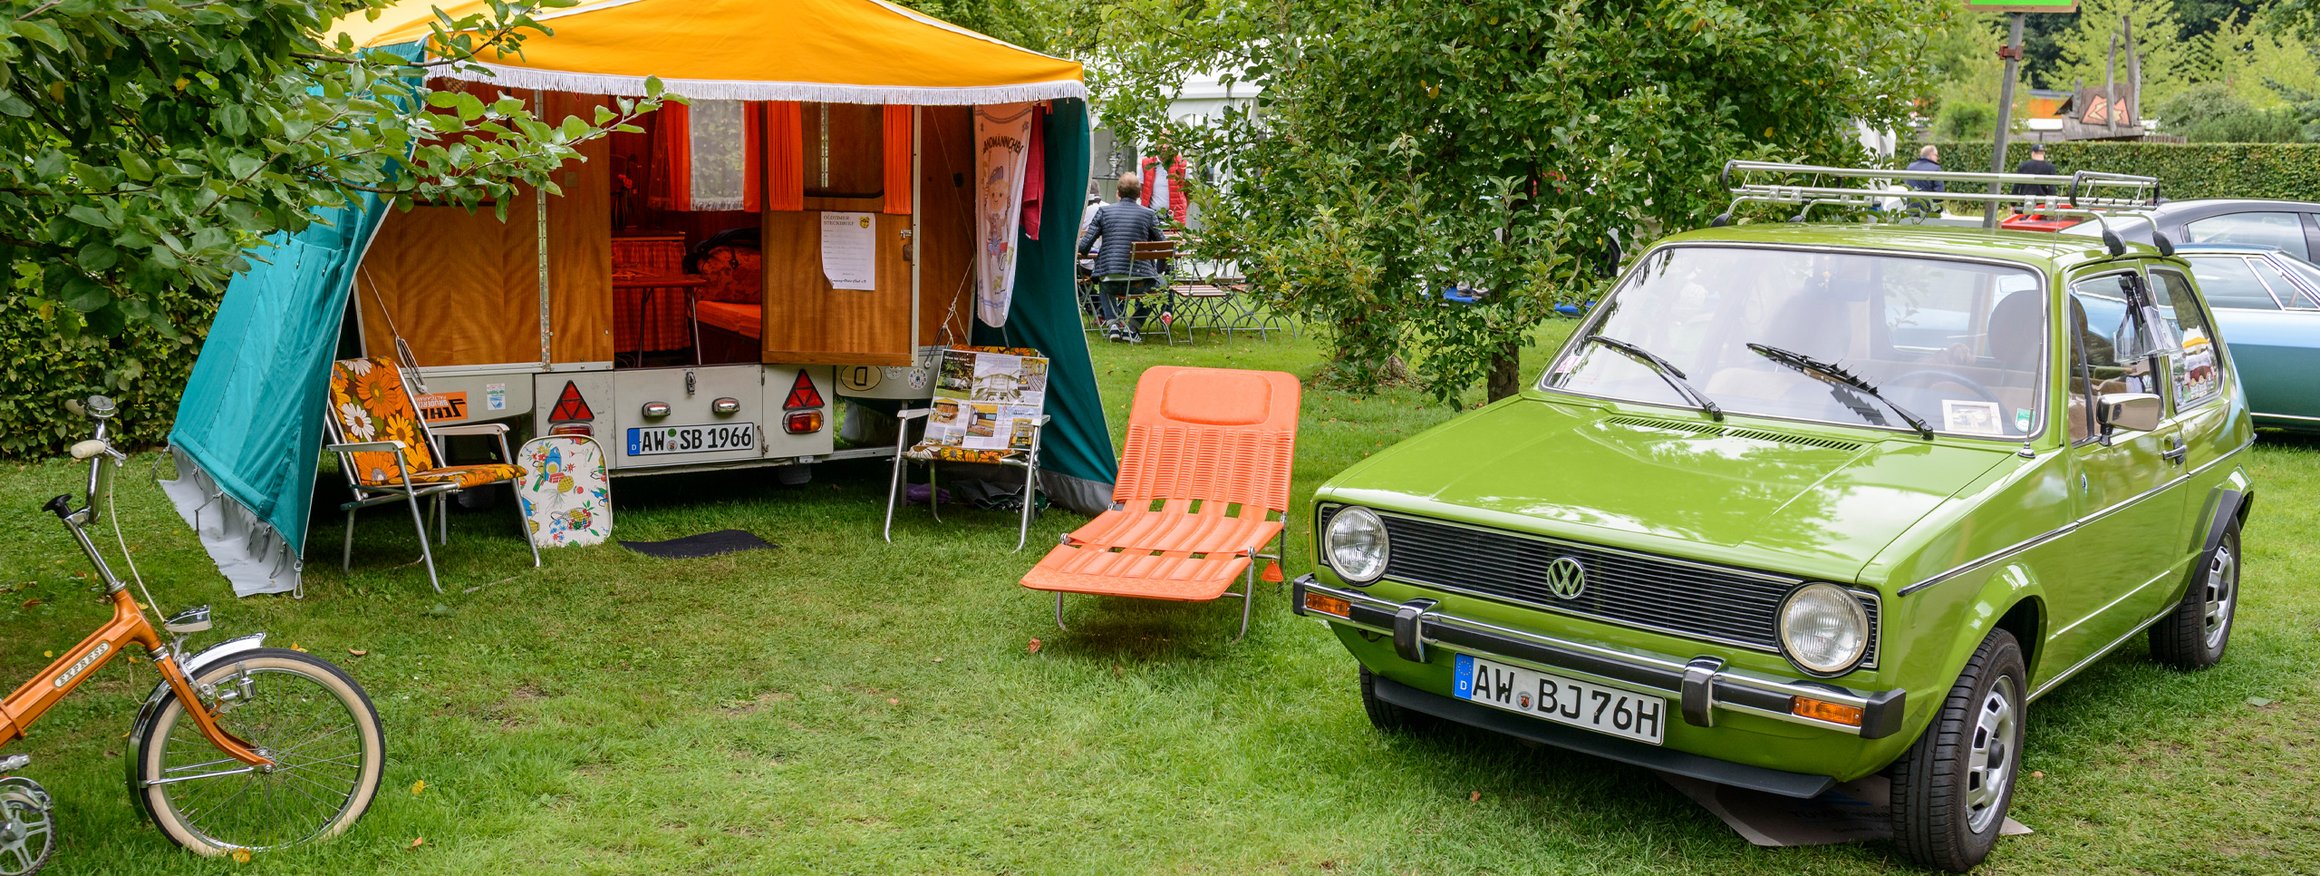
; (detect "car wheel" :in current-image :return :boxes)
[1358,666,1436,734]
[1889,629,2026,873]
[2150,520,2239,670]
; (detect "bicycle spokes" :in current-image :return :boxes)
[146,663,374,852]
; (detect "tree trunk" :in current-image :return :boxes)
[1485,340,1522,402]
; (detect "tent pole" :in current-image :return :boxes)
[536,92,553,368]
[911,106,923,351]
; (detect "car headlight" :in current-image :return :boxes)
[1777,582,1870,676]
[1324,506,1389,585]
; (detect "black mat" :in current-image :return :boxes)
[620,529,777,559]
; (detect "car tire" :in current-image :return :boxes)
[1358,666,1436,734]
[1889,629,2026,873]
[2150,520,2239,670]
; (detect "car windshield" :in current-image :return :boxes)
[1544,246,2049,439]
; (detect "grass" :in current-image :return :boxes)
[3,319,2318,874]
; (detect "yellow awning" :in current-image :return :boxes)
[337,0,1085,105]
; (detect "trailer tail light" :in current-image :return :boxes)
[783,371,825,411]
[549,422,593,437]
[784,410,825,434]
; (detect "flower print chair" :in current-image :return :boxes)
[323,357,539,591]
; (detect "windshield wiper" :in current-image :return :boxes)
[1745,342,1934,439]
[1584,334,1723,420]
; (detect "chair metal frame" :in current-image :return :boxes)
[322,360,539,592]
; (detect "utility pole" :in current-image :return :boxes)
[1986,12,2026,230]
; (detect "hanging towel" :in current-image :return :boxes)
[974,102,1035,327]
[1020,104,1046,240]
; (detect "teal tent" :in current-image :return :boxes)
[162,192,388,597]
[977,101,1116,514]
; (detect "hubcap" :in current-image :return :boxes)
[2203,543,2237,650]
[1963,675,2019,835]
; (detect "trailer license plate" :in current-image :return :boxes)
[1453,654,1666,745]
[627,423,756,456]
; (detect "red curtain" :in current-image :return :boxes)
[763,101,805,212]
[882,105,913,215]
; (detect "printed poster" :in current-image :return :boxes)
[922,349,1049,454]
[974,103,1035,327]
[821,211,876,291]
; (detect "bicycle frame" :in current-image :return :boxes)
[0,432,270,770]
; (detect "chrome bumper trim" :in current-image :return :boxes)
[1295,576,1905,739]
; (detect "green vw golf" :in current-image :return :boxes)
[1293,168,2255,871]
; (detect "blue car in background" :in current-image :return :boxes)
[2171,244,2320,431]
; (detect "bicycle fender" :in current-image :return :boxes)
[124,634,266,794]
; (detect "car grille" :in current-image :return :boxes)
[1322,507,1879,666]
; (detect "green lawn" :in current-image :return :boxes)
[4,322,2318,874]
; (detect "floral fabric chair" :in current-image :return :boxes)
[324,358,538,591]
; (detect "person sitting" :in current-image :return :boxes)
[1077,173,1169,343]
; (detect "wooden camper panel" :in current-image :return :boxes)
[758,208,911,365]
[358,204,535,366]
[358,89,616,368]
[547,92,614,365]
[917,105,976,346]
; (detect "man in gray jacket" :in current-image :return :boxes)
[1077,173,1169,342]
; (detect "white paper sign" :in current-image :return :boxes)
[821,211,876,291]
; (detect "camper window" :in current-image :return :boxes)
[804,102,884,199]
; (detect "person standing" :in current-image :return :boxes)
[1077,173,1168,343]
[1903,144,1944,215]
[2012,144,2059,198]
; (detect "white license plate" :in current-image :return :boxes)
[1453,654,1667,745]
[626,423,757,456]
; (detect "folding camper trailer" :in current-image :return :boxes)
[164,0,1119,597]
[335,0,1094,477]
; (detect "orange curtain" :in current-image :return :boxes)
[763,101,804,212]
[649,100,691,210]
[882,105,913,215]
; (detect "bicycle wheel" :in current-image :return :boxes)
[130,649,384,856]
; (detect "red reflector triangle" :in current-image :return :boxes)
[784,371,824,410]
[549,381,595,422]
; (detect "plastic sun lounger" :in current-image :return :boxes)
[1020,366,1301,640]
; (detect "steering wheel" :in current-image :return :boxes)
[1885,368,2002,404]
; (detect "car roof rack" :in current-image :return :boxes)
[1715,160,2161,227]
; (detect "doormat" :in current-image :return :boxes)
[1657,772,2029,847]
[620,530,777,560]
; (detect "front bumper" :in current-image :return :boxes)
[1293,576,1906,740]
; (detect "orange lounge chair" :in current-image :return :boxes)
[1020,366,1301,640]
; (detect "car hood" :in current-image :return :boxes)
[1319,396,2015,583]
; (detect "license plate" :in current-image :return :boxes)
[626,423,757,456]
[1453,654,1667,745]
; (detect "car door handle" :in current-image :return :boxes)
[2162,439,2187,465]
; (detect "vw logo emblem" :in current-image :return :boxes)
[1545,557,1587,600]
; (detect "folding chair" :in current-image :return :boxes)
[1095,239,1178,343]
[884,347,1051,552]
[1020,366,1301,640]
[323,357,540,592]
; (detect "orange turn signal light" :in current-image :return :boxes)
[1302,592,1352,618]
[784,410,825,434]
[1791,696,1865,727]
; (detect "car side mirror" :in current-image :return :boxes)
[2096,392,2161,440]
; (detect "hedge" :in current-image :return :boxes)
[1931,142,2320,202]
[0,289,214,461]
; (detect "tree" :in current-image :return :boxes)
[0,0,664,338]
[1091,0,1940,404]
[2050,0,2192,107]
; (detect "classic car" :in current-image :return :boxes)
[1293,176,2255,871]
[2172,243,2320,431]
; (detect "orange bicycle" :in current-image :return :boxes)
[0,396,384,873]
